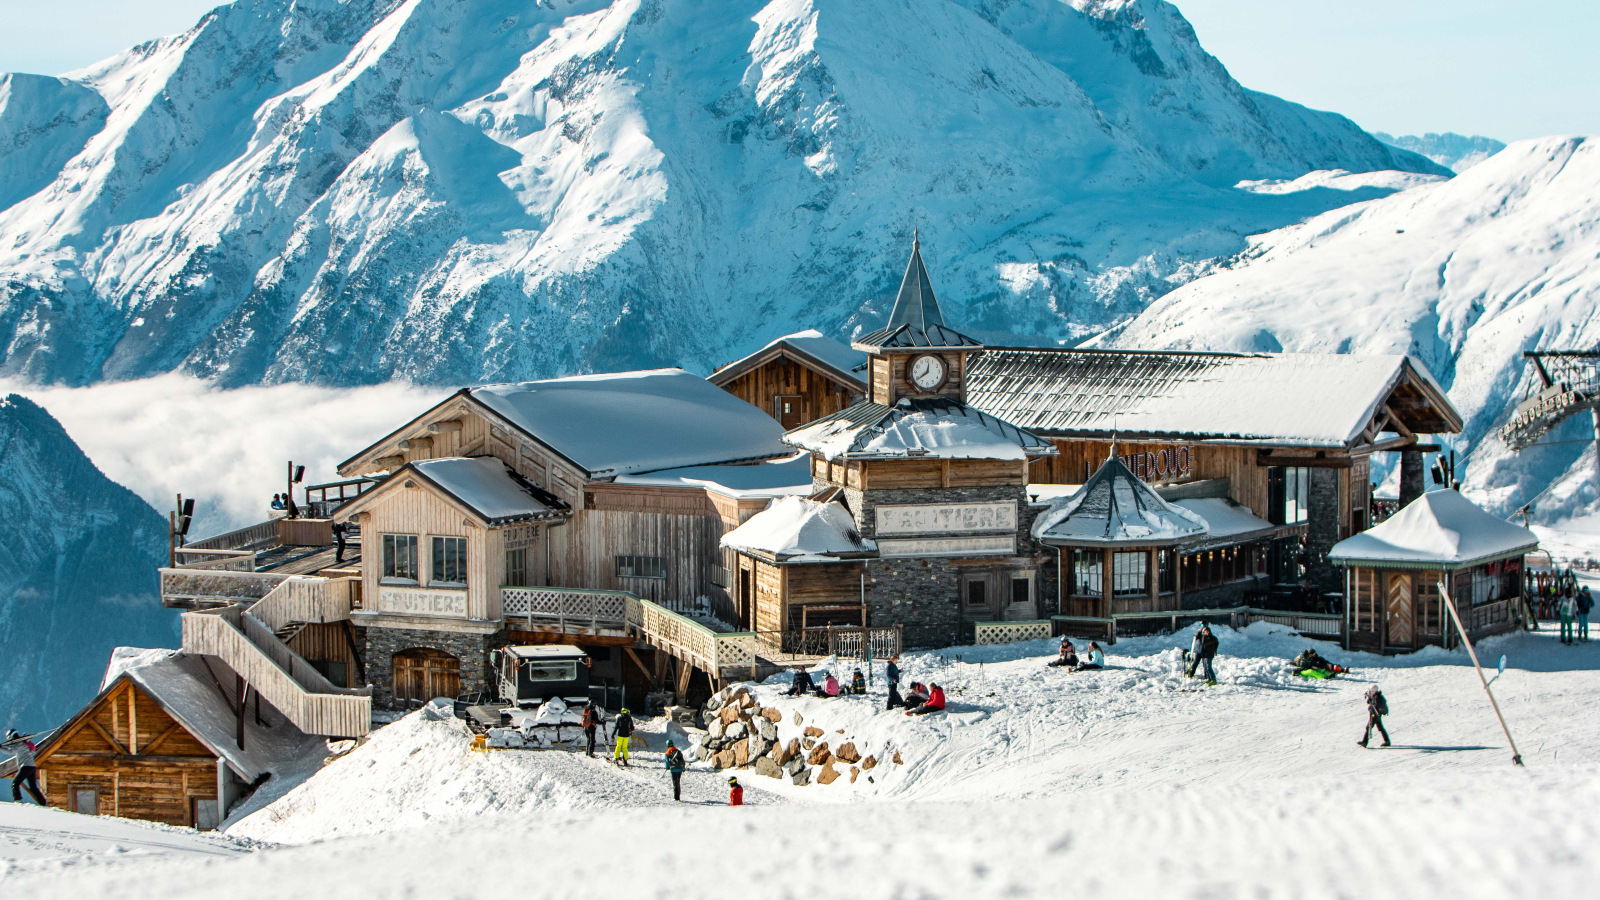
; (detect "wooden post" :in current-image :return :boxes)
[1102,549,1113,619]
[1439,579,1524,766]
[236,675,246,751]
[126,689,138,755]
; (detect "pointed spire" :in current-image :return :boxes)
[886,235,946,333]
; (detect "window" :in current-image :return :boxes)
[523,661,579,682]
[966,580,988,607]
[72,787,99,816]
[1267,466,1310,526]
[382,534,419,582]
[432,536,467,585]
[616,555,666,579]
[1010,577,1031,606]
[1158,549,1177,593]
[1071,549,1103,597]
[505,547,528,587]
[1112,551,1149,597]
[710,564,730,589]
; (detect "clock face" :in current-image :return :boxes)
[910,354,946,390]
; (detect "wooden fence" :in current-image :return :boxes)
[159,568,289,607]
[502,586,631,635]
[974,620,1053,646]
[185,520,279,552]
[249,577,354,633]
[1052,607,1348,645]
[624,595,758,676]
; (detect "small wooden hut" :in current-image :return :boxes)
[1330,489,1538,653]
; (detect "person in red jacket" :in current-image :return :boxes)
[907,683,946,716]
[728,776,744,806]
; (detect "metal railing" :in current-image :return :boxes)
[501,585,631,634]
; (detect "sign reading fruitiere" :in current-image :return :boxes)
[874,501,1018,536]
[379,587,469,617]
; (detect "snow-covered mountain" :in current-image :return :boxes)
[1373,131,1505,173]
[0,395,178,731]
[1097,136,1600,523]
[0,0,1443,387]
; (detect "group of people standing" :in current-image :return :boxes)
[1555,584,1593,645]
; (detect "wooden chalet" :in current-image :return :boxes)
[32,650,325,828]
[710,329,868,429]
[1330,490,1538,653]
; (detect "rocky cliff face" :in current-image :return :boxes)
[0,395,177,731]
[0,0,1443,388]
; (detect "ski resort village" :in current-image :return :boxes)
[2,1,1599,897]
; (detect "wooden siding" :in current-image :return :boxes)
[356,483,489,620]
[287,623,361,687]
[718,355,861,426]
[788,563,867,608]
[870,350,968,406]
[1042,440,1271,520]
[37,681,217,827]
[548,509,723,610]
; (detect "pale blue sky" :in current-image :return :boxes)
[0,1,1593,142]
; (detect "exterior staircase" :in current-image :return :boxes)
[181,577,370,738]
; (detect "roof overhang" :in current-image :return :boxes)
[1330,544,1537,572]
[708,343,865,392]
[336,459,570,527]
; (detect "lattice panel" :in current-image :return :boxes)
[974,620,1053,646]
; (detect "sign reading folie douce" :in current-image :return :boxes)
[874,501,1017,536]
[379,587,468,617]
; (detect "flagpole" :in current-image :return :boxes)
[1438,580,1524,766]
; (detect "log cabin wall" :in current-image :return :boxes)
[872,350,968,406]
[37,681,219,827]
[1040,440,1271,520]
[718,355,861,427]
[811,458,1027,491]
[355,486,488,620]
[548,502,726,612]
[287,623,363,688]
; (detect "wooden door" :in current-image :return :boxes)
[1386,572,1414,647]
[738,568,752,631]
[775,395,804,430]
[392,649,461,703]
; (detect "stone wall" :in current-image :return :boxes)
[1305,468,1342,592]
[365,625,500,710]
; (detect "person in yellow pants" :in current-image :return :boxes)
[612,707,634,766]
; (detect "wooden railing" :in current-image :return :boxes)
[185,520,279,552]
[182,607,369,737]
[249,577,354,633]
[159,568,290,607]
[625,595,758,675]
[173,548,258,571]
[1462,599,1514,635]
[1052,607,1348,645]
[501,586,630,634]
[1241,609,1344,638]
[974,620,1053,645]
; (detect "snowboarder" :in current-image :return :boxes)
[1196,625,1219,684]
[786,666,815,696]
[664,740,686,801]
[1047,638,1079,668]
[613,707,634,766]
[1074,642,1105,671]
[1559,592,1577,644]
[907,683,946,716]
[4,730,44,805]
[850,668,866,694]
[885,680,905,710]
[727,776,744,806]
[1578,586,1593,642]
[582,702,603,758]
[1359,685,1391,748]
[886,656,901,687]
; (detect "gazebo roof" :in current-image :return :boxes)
[1329,489,1539,569]
[1031,455,1209,546]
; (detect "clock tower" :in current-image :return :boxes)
[852,232,982,406]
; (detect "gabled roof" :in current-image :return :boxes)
[1032,456,1209,545]
[38,649,326,783]
[338,457,569,526]
[854,235,982,351]
[967,348,1462,447]
[720,496,876,562]
[1330,489,1539,569]
[614,452,815,499]
[785,397,1055,461]
[709,329,867,391]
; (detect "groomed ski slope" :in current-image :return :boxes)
[6,619,1599,896]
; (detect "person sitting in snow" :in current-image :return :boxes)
[817,673,842,697]
[1073,643,1105,671]
[903,682,928,708]
[786,665,815,696]
[1047,638,1079,668]
[851,668,867,694]
[907,683,946,716]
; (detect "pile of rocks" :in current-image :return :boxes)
[695,687,898,787]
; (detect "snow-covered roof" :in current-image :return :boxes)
[470,369,792,477]
[100,649,326,783]
[710,330,867,390]
[1329,489,1539,568]
[613,452,814,499]
[409,457,568,524]
[786,397,1053,461]
[1173,498,1277,547]
[1032,457,1209,545]
[720,496,876,562]
[967,349,1461,447]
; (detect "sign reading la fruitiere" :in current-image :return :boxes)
[874,501,1018,558]
[378,586,468,617]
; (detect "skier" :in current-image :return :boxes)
[885,656,901,688]
[1074,642,1105,671]
[1196,624,1219,684]
[4,730,44,805]
[850,668,867,695]
[727,776,744,806]
[1186,627,1205,678]
[885,680,905,711]
[613,707,634,766]
[1559,592,1577,644]
[907,683,946,716]
[1578,586,1593,642]
[581,702,603,758]
[785,665,815,696]
[1358,684,1391,748]
[1047,638,1079,668]
[664,740,686,801]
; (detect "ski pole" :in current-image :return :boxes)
[1439,580,1524,766]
